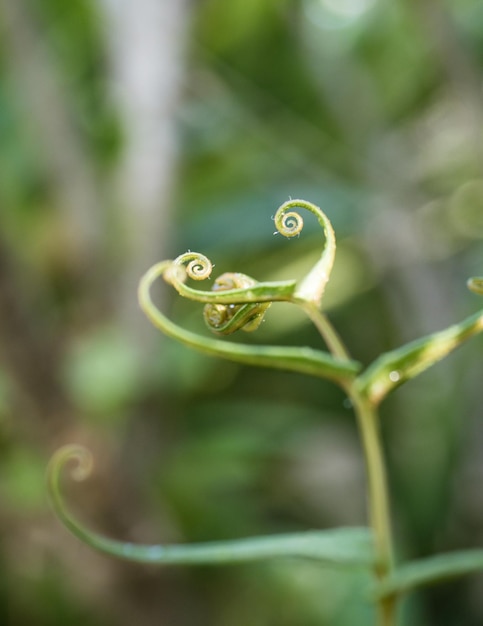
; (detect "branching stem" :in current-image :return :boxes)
[48,203,483,624]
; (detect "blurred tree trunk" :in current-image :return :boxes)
[0,3,191,624]
[0,0,105,438]
[99,0,190,361]
[95,4,192,625]
[0,0,104,272]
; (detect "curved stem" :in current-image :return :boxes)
[299,301,351,360]
[48,445,375,566]
[275,199,336,307]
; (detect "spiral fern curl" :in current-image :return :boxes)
[48,199,483,626]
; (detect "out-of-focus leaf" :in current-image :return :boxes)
[1,447,46,511]
[377,550,483,599]
[63,326,142,419]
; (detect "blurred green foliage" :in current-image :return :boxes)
[1,0,483,625]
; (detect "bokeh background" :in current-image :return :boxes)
[1,0,483,624]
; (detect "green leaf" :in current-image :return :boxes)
[357,309,483,405]
[63,326,142,418]
[376,550,483,599]
[48,445,374,567]
[3,446,46,511]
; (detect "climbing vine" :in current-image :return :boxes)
[48,199,483,626]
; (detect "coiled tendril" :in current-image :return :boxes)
[274,199,336,307]
[163,250,295,308]
[162,200,336,319]
[164,252,213,287]
[203,273,271,334]
[275,209,304,238]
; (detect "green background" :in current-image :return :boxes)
[1,1,483,624]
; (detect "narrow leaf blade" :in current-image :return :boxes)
[358,310,483,405]
[377,550,483,599]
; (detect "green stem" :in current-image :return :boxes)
[299,301,351,359]
[302,305,396,626]
[350,394,396,626]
